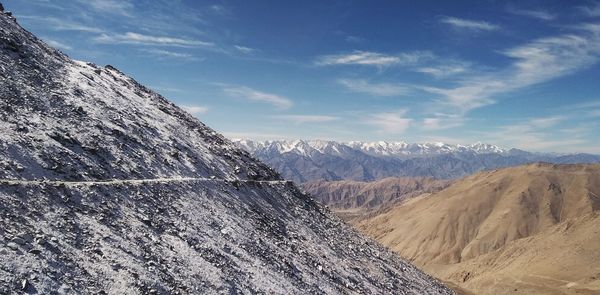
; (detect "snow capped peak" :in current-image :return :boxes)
[233,139,507,158]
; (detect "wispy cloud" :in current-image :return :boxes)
[316,50,432,67]
[559,100,600,118]
[484,116,590,152]
[43,38,72,51]
[77,0,134,16]
[272,115,339,123]
[529,116,566,128]
[221,85,293,109]
[578,2,600,17]
[423,25,600,114]
[365,110,413,133]
[422,114,466,130]
[415,62,470,78]
[345,35,364,43]
[440,16,501,32]
[19,15,103,33]
[234,45,257,54]
[209,4,232,16]
[141,49,200,61]
[337,79,407,96]
[181,105,208,115]
[508,8,557,21]
[94,32,214,47]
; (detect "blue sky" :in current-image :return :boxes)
[6,0,600,153]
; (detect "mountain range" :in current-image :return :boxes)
[0,7,451,294]
[301,177,451,219]
[234,139,600,182]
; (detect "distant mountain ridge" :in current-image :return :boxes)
[301,177,452,211]
[236,139,510,158]
[234,139,600,182]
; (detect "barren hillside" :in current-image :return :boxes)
[357,163,600,294]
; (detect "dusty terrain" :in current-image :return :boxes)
[356,163,600,294]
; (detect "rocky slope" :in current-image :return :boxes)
[234,139,600,183]
[356,163,600,294]
[0,7,452,295]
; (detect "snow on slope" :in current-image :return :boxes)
[0,7,452,294]
[0,14,275,182]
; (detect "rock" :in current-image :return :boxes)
[18,233,34,243]
[141,216,152,226]
[28,249,42,255]
[35,235,46,244]
[11,237,26,245]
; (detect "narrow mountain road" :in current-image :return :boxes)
[0,177,292,187]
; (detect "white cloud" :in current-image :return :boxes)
[141,49,199,60]
[440,17,500,32]
[272,115,339,123]
[78,0,134,16]
[508,8,556,21]
[366,110,413,133]
[222,86,293,109]
[234,45,257,54]
[181,105,208,115]
[19,16,103,33]
[422,115,465,130]
[316,50,432,67]
[94,32,214,47]
[337,79,407,96]
[44,38,72,51]
[415,62,469,78]
[423,25,600,114]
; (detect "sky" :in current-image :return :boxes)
[5,0,600,153]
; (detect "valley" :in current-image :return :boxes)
[324,163,600,294]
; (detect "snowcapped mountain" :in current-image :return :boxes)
[233,139,600,182]
[348,141,507,157]
[236,139,507,159]
[0,8,452,294]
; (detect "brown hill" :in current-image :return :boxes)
[302,177,451,222]
[302,177,451,210]
[356,163,600,294]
